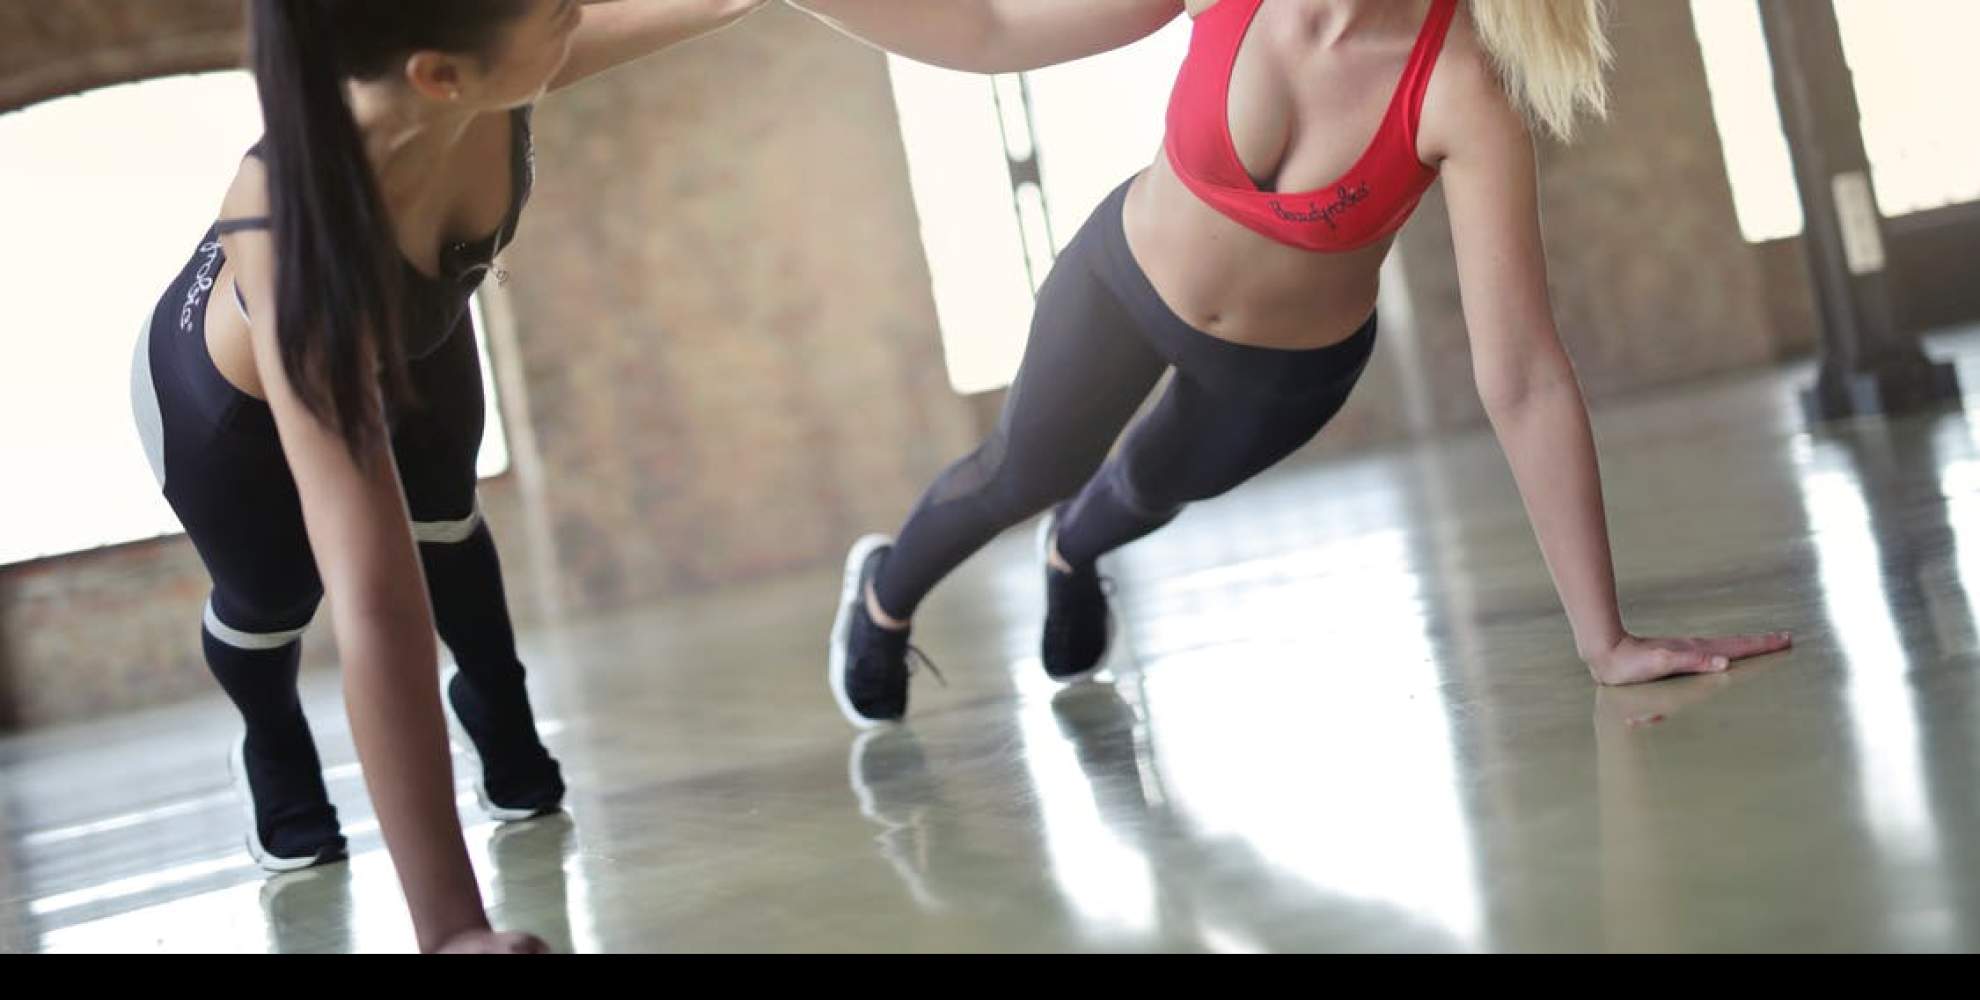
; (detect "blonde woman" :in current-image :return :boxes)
[796,0,1793,727]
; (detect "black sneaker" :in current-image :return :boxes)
[1038,506,1116,684]
[445,668,565,823]
[228,729,347,874]
[830,535,942,728]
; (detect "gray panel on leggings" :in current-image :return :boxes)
[131,317,167,489]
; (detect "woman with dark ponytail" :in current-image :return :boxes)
[131,0,766,953]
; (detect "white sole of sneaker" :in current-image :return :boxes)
[228,735,334,875]
[442,668,559,824]
[829,534,899,730]
[1036,511,1122,686]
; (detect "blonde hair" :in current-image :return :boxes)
[1468,0,1614,142]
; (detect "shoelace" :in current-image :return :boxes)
[906,644,947,687]
[868,623,948,688]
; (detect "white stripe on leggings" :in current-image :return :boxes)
[203,599,309,652]
[413,498,484,545]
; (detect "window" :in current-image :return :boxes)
[1832,0,1980,216]
[1692,0,1980,243]
[886,20,1191,394]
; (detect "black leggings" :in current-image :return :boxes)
[134,230,524,742]
[872,176,1378,620]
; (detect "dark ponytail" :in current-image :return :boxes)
[247,0,530,455]
[251,0,407,455]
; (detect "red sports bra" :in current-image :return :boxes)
[1162,0,1458,253]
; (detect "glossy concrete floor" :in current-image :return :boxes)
[6,332,1980,953]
